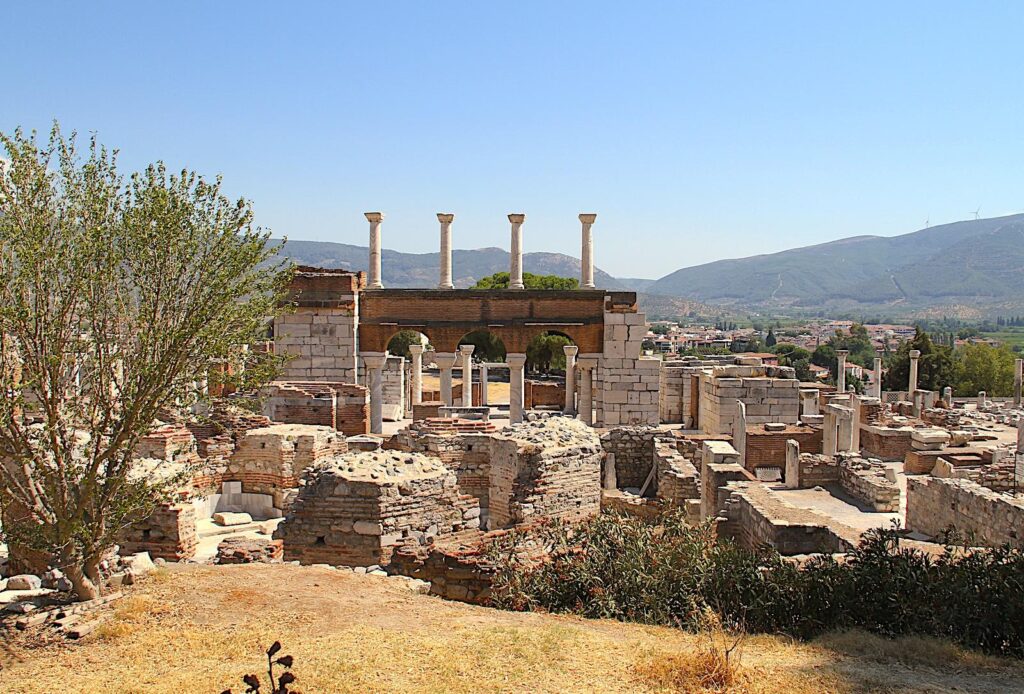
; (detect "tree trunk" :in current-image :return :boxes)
[65,561,102,601]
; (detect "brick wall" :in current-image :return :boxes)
[860,426,915,461]
[525,380,565,409]
[263,381,369,436]
[744,425,822,472]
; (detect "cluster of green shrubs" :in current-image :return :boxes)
[485,511,1024,657]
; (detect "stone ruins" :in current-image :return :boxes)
[5,210,1024,613]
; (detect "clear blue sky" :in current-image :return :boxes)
[6,2,1023,278]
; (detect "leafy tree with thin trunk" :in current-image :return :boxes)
[0,125,289,600]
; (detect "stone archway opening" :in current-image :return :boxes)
[524,330,579,415]
[457,329,509,408]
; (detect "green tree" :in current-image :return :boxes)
[0,125,288,600]
[773,343,813,381]
[386,330,427,358]
[882,328,954,392]
[458,330,506,362]
[526,332,571,373]
[471,271,579,290]
[953,342,1016,397]
[765,328,777,348]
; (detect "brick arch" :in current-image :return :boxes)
[357,289,608,355]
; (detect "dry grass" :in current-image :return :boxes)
[2,564,1023,693]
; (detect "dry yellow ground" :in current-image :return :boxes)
[3,564,1022,693]
[421,374,511,403]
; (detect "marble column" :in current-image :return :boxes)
[563,344,578,414]
[507,353,527,423]
[577,357,597,426]
[408,344,424,406]
[459,344,475,407]
[1015,358,1023,407]
[434,352,458,407]
[873,357,883,398]
[977,391,987,409]
[579,213,597,289]
[362,352,388,434]
[908,349,921,395]
[508,213,525,290]
[479,363,489,406]
[837,411,854,452]
[943,386,953,407]
[836,349,849,394]
[438,213,455,290]
[785,439,801,489]
[365,212,384,289]
[733,400,747,467]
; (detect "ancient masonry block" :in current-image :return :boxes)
[118,503,197,561]
[277,450,480,566]
[487,418,603,528]
[906,476,1024,548]
[226,424,347,511]
[263,380,369,436]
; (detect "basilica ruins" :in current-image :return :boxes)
[4,211,1024,611]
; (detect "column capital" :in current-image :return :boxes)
[437,213,455,223]
[408,344,425,356]
[364,212,385,223]
[459,344,475,356]
[361,351,388,369]
[835,349,849,357]
[578,213,597,224]
[563,344,579,357]
[433,351,458,368]
[909,350,921,358]
[506,353,527,367]
[577,356,599,370]
[507,213,526,224]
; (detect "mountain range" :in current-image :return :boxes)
[271,214,1024,320]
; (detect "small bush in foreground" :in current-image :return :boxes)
[486,511,1024,657]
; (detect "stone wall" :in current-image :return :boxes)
[654,440,700,510]
[487,418,603,528]
[226,424,348,512]
[275,268,362,383]
[859,425,915,461]
[381,356,405,421]
[599,426,658,490]
[595,302,660,426]
[699,440,751,520]
[906,476,1024,547]
[794,453,841,488]
[277,450,480,566]
[118,503,197,561]
[698,367,801,435]
[716,482,854,555]
[838,456,900,512]
[263,381,369,436]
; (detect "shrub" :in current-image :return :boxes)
[486,511,1024,657]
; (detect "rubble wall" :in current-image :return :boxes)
[600,427,658,489]
[906,476,1024,548]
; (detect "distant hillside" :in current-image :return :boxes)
[271,239,628,290]
[644,214,1024,317]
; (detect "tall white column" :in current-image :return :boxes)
[479,363,490,406]
[508,213,525,290]
[438,213,455,289]
[577,357,597,426]
[507,353,527,423]
[1015,358,1023,407]
[563,344,578,414]
[434,352,458,407]
[362,352,388,434]
[908,349,921,394]
[408,344,424,406]
[873,357,883,398]
[365,212,384,289]
[836,349,849,394]
[579,213,597,289]
[459,344,475,407]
